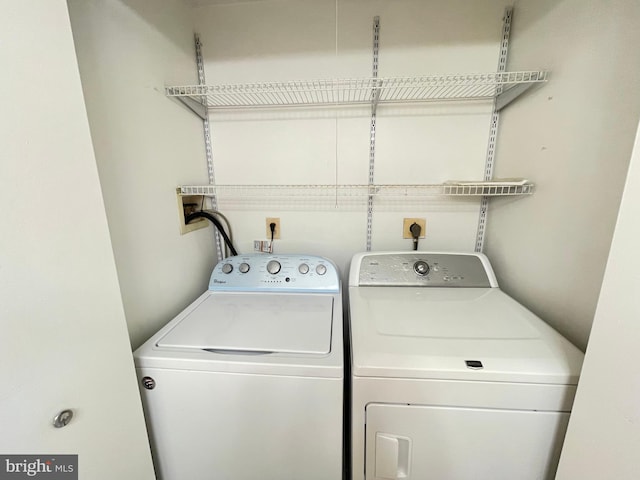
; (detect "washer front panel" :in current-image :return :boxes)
[137,367,343,480]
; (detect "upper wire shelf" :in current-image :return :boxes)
[166,71,548,117]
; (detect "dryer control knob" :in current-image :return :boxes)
[299,263,310,274]
[222,263,233,274]
[413,260,430,276]
[266,260,281,274]
[239,263,250,273]
[316,264,327,275]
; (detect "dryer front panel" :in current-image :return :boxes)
[365,403,568,480]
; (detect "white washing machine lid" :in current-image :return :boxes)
[349,286,583,384]
[157,292,334,354]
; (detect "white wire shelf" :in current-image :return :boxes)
[166,71,548,116]
[179,183,534,198]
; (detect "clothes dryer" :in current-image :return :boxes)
[348,251,583,480]
[135,254,343,480]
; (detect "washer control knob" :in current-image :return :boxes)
[266,260,281,275]
[221,263,233,274]
[413,260,430,276]
[239,263,250,274]
[299,263,310,274]
[316,264,327,275]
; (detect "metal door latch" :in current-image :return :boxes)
[142,376,156,390]
[53,409,74,428]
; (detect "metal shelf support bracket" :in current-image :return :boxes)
[496,82,536,111]
[175,96,207,120]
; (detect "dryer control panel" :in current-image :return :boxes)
[209,254,340,293]
[352,252,497,288]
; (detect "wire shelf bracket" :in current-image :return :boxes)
[496,81,534,111]
[175,94,207,120]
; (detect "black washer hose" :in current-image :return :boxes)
[185,211,238,257]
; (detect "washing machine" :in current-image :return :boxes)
[134,254,343,480]
[348,251,584,480]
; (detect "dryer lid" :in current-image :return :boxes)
[157,293,334,354]
[349,287,584,384]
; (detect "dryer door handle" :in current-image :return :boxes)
[375,433,412,479]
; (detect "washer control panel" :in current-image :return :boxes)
[209,254,339,292]
[356,253,492,287]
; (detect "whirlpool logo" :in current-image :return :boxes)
[0,456,77,479]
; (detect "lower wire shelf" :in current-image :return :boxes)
[178,182,534,210]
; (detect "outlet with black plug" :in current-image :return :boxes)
[403,218,426,250]
[255,218,281,253]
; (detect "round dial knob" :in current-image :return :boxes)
[298,263,309,274]
[413,260,430,276]
[316,264,327,275]
[221,263,233,274]
[239,263,250,274]
[266,260,281,275]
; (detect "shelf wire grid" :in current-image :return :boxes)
[166,71,547,109]
[179,183,534,207]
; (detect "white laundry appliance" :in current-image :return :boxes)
[134,254,343,480]
[348,252,584,480]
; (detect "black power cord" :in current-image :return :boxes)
[409,222,422,251]
[269,222,276,253]
[185,211,238,256]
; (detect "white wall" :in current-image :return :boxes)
[66,0,640,351]
[485,0,640,349]
[555,119,640,479]
[193,0,510,275]
[67,0,217,348]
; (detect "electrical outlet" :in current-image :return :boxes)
[254,240,272,253]
[177,189,207,235]
[266,217,281,239]
[403,218,426,239]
